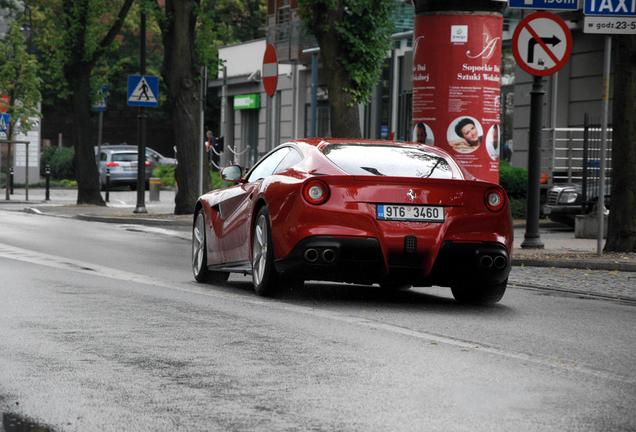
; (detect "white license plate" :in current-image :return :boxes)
[543,206,552,215]
[124,166,137,171]
[377,204,444,222]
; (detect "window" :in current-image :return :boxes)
[322,144,453,179]
[245,147,292,182]
[112,153,138,162]
[273,148,302,174]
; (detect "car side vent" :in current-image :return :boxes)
[404,236,417,254]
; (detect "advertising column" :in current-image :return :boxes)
[412,13,503,184]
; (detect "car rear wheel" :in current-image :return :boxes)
[451,278,507,305]
[192,210,229,284]
[252,207,280,296]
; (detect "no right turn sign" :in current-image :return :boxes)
[512,12,573,76]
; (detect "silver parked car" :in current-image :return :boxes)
[95,144,178,170]
[98,149,152,190]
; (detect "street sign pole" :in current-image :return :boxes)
[134,11,147,214]
[597,35,611,256]
[521,75,546,249]
[97,112,103,169]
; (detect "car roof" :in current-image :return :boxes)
[108,150,138,155]
[97,145,159,154]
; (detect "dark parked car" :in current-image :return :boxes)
[543,183,610,227]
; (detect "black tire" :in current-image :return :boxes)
[451,278,507,305]
[192,210,230,284]
[251,207,280,296]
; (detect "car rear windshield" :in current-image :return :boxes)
[112,153,138,162]
[322,144,453,179]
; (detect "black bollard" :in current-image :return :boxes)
[45,165,51,201]
[105,168,110,203]
[9,167,14,194]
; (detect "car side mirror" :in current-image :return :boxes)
[221,165,243,182]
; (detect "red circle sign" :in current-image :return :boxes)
[0,95,8,113]
[262,44,278,97]
[512,12,572,77]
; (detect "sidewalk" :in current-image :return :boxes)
[2,187,635,272]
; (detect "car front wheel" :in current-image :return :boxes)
[192,210,229,284]
[451,278,507,305]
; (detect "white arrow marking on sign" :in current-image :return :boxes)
[129,77,157,103]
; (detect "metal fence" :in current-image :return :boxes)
[541,116,612,189]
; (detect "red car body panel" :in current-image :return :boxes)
[195,139,513,287]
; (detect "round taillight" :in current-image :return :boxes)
[485,188,505,212]
[303,180,330,205]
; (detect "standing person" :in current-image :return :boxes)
[206,130,220,171]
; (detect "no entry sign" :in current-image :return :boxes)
[512,12,572,76]
[262,44,278,97]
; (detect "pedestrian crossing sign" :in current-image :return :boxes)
[127,75,159,107]
[93,84,108,111]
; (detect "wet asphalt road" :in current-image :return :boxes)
[0,210,635,432]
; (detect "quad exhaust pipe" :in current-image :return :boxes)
[303,248,337,264]
[494,255,507,269]
[322,249,336,263]
[480,255,493,269]
[479,254,507,270]
[304,248,319,263]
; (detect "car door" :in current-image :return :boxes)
[218,147,293,264]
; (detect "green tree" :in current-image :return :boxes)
[150,0,220,214]
[605,34,636,252]
[0,22,41,142]
[213,0,266,45]
[297,0,395,138]
[35,0,134,205]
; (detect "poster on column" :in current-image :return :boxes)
[412,14,503,184]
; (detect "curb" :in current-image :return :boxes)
[75,214,191,227]
[512,258,636,272]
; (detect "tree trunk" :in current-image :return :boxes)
[605,35,636,252]
[64,52,106,206]
[311,2,361,139]
[161,0,209,215]
[66,65,104,205]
